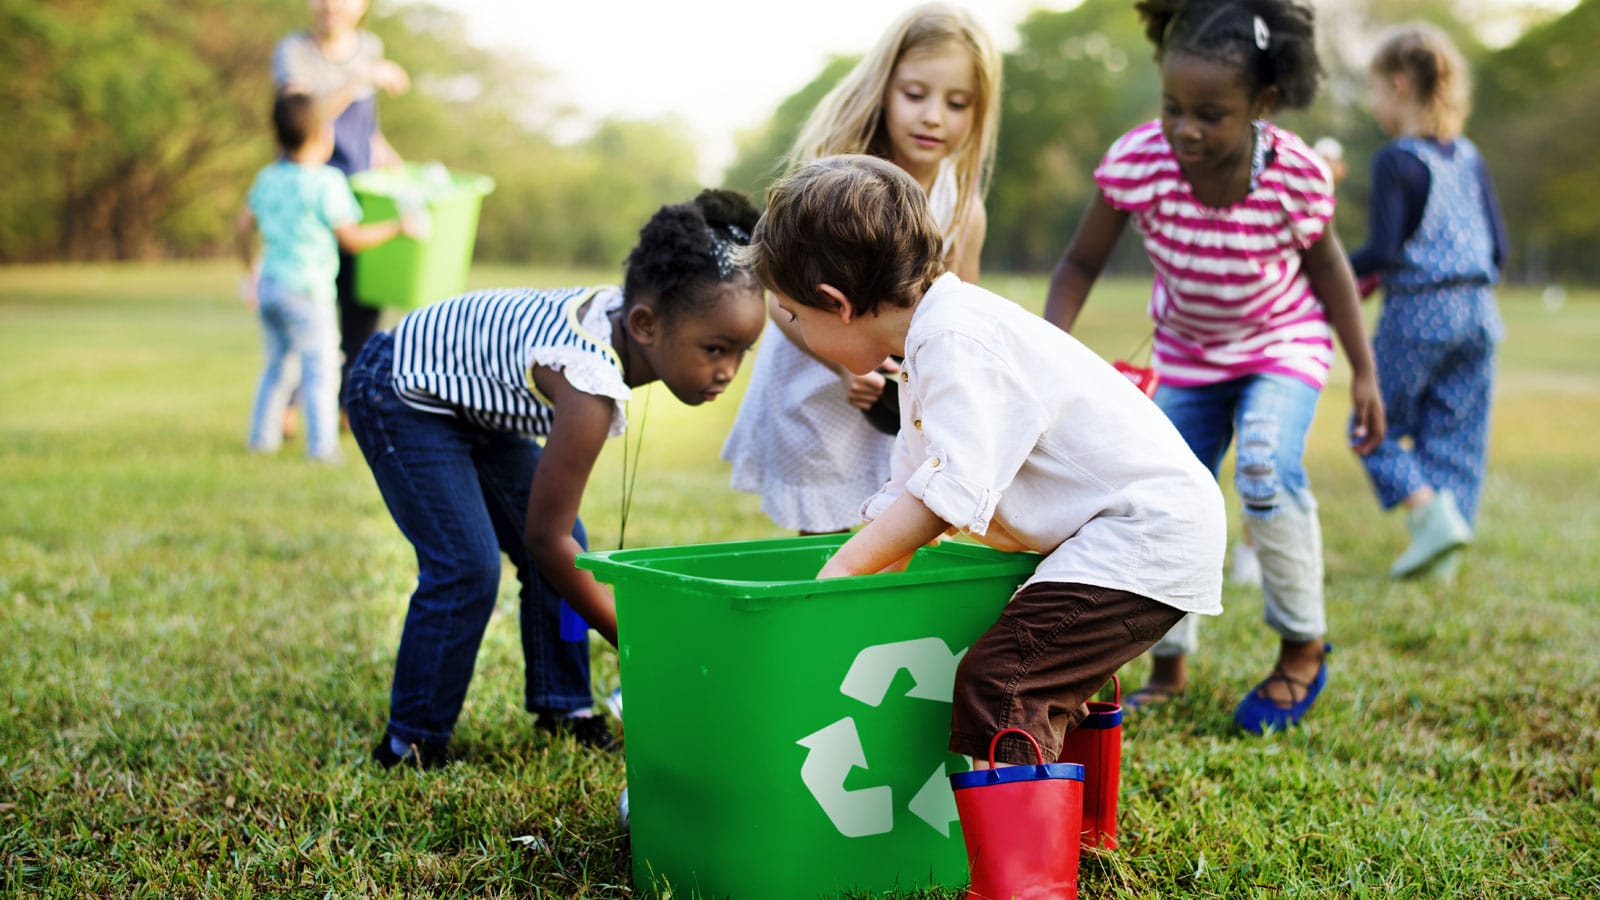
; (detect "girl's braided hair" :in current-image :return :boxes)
[623,189,760,320]
[1136,0,1323,109]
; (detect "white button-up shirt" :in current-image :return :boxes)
[862,274,1226,615]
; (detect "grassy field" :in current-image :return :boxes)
[2,261,1597,898]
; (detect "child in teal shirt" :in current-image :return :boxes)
[236,92,420,461]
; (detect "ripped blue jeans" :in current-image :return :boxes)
[1151,373,1326,657]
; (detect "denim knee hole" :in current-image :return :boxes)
[1237,415,1280,514]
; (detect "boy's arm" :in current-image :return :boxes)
[819,492,950,579]
[333,218,406,254]
[1303,231,1385,455]
[1043,192,1128,332]
[234,207,258,269]
[234,207,260,305]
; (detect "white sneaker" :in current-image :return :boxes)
[1229,542,1263,587]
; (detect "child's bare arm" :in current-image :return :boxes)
[523,368,620,646]
[333,219,403,254]
[234,207,258,270]
[1303,231,1386,455]
[950,201,987,282]
[819,493,949,579]
[1044,193,1128,332]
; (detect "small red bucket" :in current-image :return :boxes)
[1112,360,1160,398]
[950,727,1084,900]
[1057,675,1123,849]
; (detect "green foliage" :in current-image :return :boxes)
[2,263,1599,896]
[1475,0,1600,281]
[987,0,1158,273]
[721,55,858,202]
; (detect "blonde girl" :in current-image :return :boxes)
[722,2,1002,533]
[1349,23,1507,581]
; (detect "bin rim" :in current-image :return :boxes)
[348,163,495,197]
[576,533,1038,600]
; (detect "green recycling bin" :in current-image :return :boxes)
[577,534,1040,899]
[348,162,494,309]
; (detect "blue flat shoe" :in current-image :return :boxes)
[1233,644,1331,735]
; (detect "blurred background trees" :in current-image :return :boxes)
[1,0,1595,282]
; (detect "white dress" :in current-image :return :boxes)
[721,163,960,531]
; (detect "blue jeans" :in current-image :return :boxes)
[346,331,594,746]
[249,277,339,459]
[1151,373,1326,656]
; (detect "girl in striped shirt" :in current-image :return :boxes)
[347,191,767,768]
[1044,0,1384,735]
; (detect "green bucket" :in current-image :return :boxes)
[348,162,494,310]
[577,534,1040,899]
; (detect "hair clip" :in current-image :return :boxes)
[1253,15,1270,51]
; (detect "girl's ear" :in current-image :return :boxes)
[817,284,855,324]
[1252,84,1280,119]
[626,303,660,346]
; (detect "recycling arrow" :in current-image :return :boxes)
[795,717,894,838]
[839,637,966,706]
[908,762,960,836]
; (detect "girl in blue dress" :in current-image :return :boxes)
[1350,23,1508,580]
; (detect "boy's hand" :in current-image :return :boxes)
[236,274,258,310]
[846,358,898,410]
[399,208,432,241]
[1348,372,1385,455]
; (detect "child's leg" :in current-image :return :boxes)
[300,298,342,461]
[345,332,506,749]
[247,279,297,453]
[472,434,596,716]
[1414,329,1496,526]
[1228,375,1329,709]
[1361,302,1448,510]
[950,582,1184,766]
[1139,380,1239,701]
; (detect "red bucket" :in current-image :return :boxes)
[1057,675,1123,849]
[950,727,1084,900]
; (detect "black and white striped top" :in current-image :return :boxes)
[390,286,631,438]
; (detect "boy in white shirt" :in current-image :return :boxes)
[744,154,1226,767]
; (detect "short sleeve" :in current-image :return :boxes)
[1264,127,1336,250]
[1093,121,1169,214]
[272,34,311,89]
[320,169,362,228]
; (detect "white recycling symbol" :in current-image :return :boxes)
[796,637,967,838]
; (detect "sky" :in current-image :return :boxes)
[420,0,1578,183]
[422,0,1068,181]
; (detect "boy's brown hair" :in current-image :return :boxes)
[744,154,944,316]
[272,91,321,153]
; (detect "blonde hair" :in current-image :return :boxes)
[789,3,1001,258]
[1370,22,1472,140]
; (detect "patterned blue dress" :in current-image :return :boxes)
[1354,136,1505,524]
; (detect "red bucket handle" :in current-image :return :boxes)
[1109,673,1120,706]
[986,727,1046,768]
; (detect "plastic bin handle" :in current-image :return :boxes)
[987,727,1046,768]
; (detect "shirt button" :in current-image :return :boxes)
[899,371,909,383]
[913,419,922,430]
[929,458,940,468]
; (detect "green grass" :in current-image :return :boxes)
[2,261,1598,898]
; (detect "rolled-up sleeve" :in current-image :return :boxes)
[897,331,1049,536]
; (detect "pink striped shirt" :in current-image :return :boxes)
[1096,120,1336,389]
